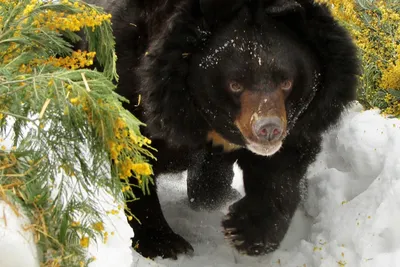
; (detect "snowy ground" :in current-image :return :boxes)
[134,102,400,267]
[1,102,400,267]
[0,118,134,267]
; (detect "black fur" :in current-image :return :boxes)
[85,0,359,259]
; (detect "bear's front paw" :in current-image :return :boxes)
[221,198,279,256]
[133,228,194,260]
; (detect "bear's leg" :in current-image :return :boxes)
[187,149,239,210]
[127,140,194,259]
[222,139,320,255]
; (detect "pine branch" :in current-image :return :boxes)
[0,1,155,266]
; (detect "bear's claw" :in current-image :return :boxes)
[221,198,279,256]
[133,229,194,260]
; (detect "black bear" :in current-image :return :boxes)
[85,0,359,260]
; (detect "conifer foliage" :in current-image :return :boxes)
[0,0,154,266]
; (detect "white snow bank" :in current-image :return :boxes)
[86,190,134,267]
[0,201,40,267]
[0,120,134,267]
[0,192,134,267]
[149,103,400,267]
[2,102,400,267]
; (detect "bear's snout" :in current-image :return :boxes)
[252,116,284,142]
[235,89,287,154]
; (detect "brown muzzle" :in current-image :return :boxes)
[234,89,287,155]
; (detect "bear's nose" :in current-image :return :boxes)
[252,116,284,142]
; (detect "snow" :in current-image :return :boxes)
[1,102,400,267]
[150,102,400,267]
[0,201,40,267]
[0,119,134,267]
[199,38,265,69]
[85,189,135,267]
[0,191,134,267]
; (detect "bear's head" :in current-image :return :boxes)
[139,0,358,155]
[189,4,319,156]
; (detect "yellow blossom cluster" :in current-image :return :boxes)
[380,45,400,90]
[0,0,107,68]
[18,63,33,74]
[0,100,8,120]
[318,0,400,116]
[106,209,119,215]
[30,50,96,70]
[0,42,22,65]
[1,1,147,266]
[91,221,112,244]
[108,117,153,180]
[385,94,400,116]
[318,0,363,28]
[92,222,104,232]
[80,236,89,248]
[121,185,131,192]
[32,8,112,32]
[71,221,81,227]
[381,62,400,91]
[22,0,38,16]
[68,96,153,181]
[15,0,113,32]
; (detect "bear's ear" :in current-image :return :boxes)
[199,0,247,27]
[264,0,303,16]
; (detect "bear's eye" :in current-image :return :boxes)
[229,82,244,93]
[281,80,293,91]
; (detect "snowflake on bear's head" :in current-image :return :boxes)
[199,35,265,69]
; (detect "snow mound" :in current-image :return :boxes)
[149,103,400,267]
[0,119,134,267]
[0,201,40,267]
[2,103,400,267]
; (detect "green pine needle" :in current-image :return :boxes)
[0,1,154,266]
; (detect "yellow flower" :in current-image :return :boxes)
[92,222,104,232]
[23,4,36,16]
[131,163,152,176]
[70,97,80,105]
[107,209,119,215]
[103,232,109,244]
[317,0,400,117]
[380,62,400,90]
[115,117,126,130]
[31,50,96,69]
[71,221,80,227]
[121,185,131,192]
[31,3,112,32]
[80,236,89,248]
